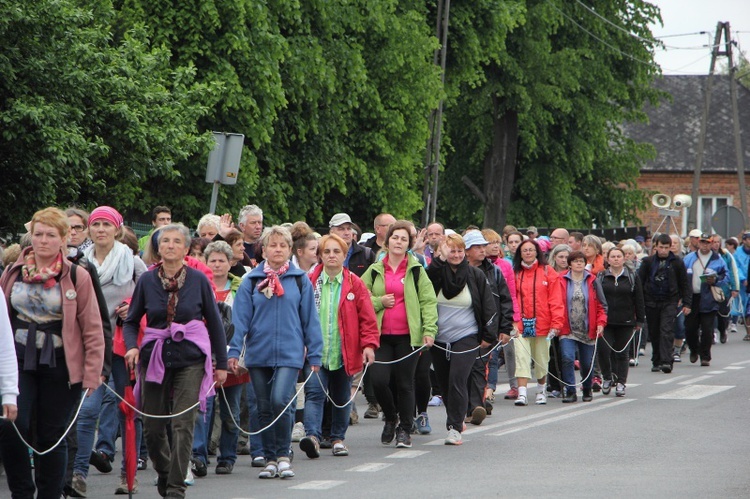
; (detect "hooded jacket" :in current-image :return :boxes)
[513,261,565,336]
[682,250,729,313]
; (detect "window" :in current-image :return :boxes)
[681,196,731,235]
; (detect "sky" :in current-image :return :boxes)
[650,0,750,75]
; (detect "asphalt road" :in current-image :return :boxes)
[3,333,750,498]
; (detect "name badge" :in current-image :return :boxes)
[346,293,355,301]
[66,290,77,300]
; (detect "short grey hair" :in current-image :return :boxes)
[260,225,292,249]
[582,234,602,255]
[157,224,192,248]
[204,240,233,262]
[239,205,263,225]
[197,214,221,234]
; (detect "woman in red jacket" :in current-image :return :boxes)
[512,239,565,406]
[299,234,380,458]
[559,251,608,403]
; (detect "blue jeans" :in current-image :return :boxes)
[217,384,242,464]
[73,383,106,477]
[245,381,265,459]
[95,377,119,459]
[192,395,215,466]
[560,338,595,395]
[303,364,352,443]
[249,367,298,462]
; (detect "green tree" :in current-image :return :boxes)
[0,0,213,236]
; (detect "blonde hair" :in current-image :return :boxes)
[31,207,69,240]
[445,233,466,250]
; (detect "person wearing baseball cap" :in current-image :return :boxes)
[328,213,375,278]
[687,229,703,253]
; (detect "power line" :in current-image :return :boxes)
[656,31,708,39]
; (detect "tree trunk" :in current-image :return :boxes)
[482,96,518,230]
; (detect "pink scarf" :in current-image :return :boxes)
[256,261,290,297]
[22,251,63,289]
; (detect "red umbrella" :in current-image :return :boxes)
[119,369,138,498]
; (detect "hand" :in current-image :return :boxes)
[732,290,739,298]
[412,228,427,254]
[596,325,604,338]
[381,294,395,308]
[437,239,451,262]
[704,275,716,285]
[3,404,17,422]
[310,365,321,373]
[214,369,227,387]
[124,348,139,372]
[423,336,434,348]
[362,347,375,366]
[480,340,492,349]
[219,213,234,238]
[683,307,691,316]
[116,303,129,320]
[499,333,511,345]
[227,357,240,376]
[547,329,558,339]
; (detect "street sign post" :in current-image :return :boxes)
[206,132,244,214]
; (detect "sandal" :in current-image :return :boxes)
[332,442,349,456]
[277,458,294,479]
[258,462,278,479]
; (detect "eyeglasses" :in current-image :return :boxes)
[70,225,86,232]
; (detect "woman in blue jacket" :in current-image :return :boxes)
[228,226,323,480]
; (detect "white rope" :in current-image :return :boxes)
[511,335,598,389]
[313,363,369,409]
[597,327,640,354]
[11,389,89,455]
[372,344,426,364]
[104,380,216,419]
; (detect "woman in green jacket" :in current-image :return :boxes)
[362,220,438,449]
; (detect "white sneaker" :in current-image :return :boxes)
[615,383,626,397]
[535,391,547,405]
[514,394,528,406]
[291,422,305,442]
[184,466,195,486]
[444,428,463,445]
[730,323,738,334]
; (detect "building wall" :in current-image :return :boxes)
[636,172,747,237]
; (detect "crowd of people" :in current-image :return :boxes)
[0,203,747,498]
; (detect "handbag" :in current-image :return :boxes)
[710,285,725,303]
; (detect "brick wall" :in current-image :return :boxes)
[636,172,748,236]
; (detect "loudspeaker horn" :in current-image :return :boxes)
[651,193,671,209]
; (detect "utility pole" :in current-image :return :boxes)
[689,21,747,231]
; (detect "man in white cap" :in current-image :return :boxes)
[687,229,703,253]
[328,213,375,278]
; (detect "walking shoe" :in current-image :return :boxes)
[615,383,626,397]
[291,422,305,442]
[258,462,278,479]
[70,473,87,498]
[332,441,349,456]
[730,323,737,333]
[744,334,750,341]
[514,394,528,406]
[184,467,195,486]
[701,360,710,367]
[582,389,593,402]
[89,450,113,474]
[629,358,637,367]
[319,436,333,449]
[485,399,493,415]
[638,348,645,357]
[299,435,321,459]
[428,395,443,406]
[592,376,602,392]
[395,427,412,448]
[349,405,359,425]
[470,406,487,425]
[661,363,672,374]
[137,457,148,470]
[416,412,432,434]
[535,391,547,405]
[215,461,233,474]
[563,391,577,403]
[277,458,294,479]
[381,420,397,445]
[115,474,138,495]
[504,387,518,400]
[251,456,267,468]
[237,443,251,455]
[602,379,612,395]
[720,331,727,344]
[548,389,562,398]
[364,402,380,418]
[673,348,682,363]
[690,352,699,363]
[651,365,661,372]
[444,428,463,446]
[190,457,207,478]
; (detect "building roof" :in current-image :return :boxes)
[623,75,750,173]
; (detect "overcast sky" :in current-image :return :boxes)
[650,0,749,75]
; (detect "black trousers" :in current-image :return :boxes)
[414,349,432,415]
[685,293,717,362]
[645,300,678,367]
[466,346,491,415]
[432,336,478,431]
[371,335,420,432]
[598,325,634,384]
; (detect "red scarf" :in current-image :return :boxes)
[22,251,63,289]
[257,261,290,297]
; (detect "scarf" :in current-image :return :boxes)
[439,260,470,300]
[256,261,290,298]
[158,264,187,324]
[22,251,63,289]
[84,240,135,287]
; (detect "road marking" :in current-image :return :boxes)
[288,480,346,490]
[347,463,393,472]
[655,375,691,385]
[487,399,635,436]
[724,366,745,370]
[730,359,750,366]
[707,371,726,375]
[386,450,429,458]
[423,399,615,445]
[651,384,734,400]
[679,375,714,384]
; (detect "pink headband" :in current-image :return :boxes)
[89,206,123,227]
